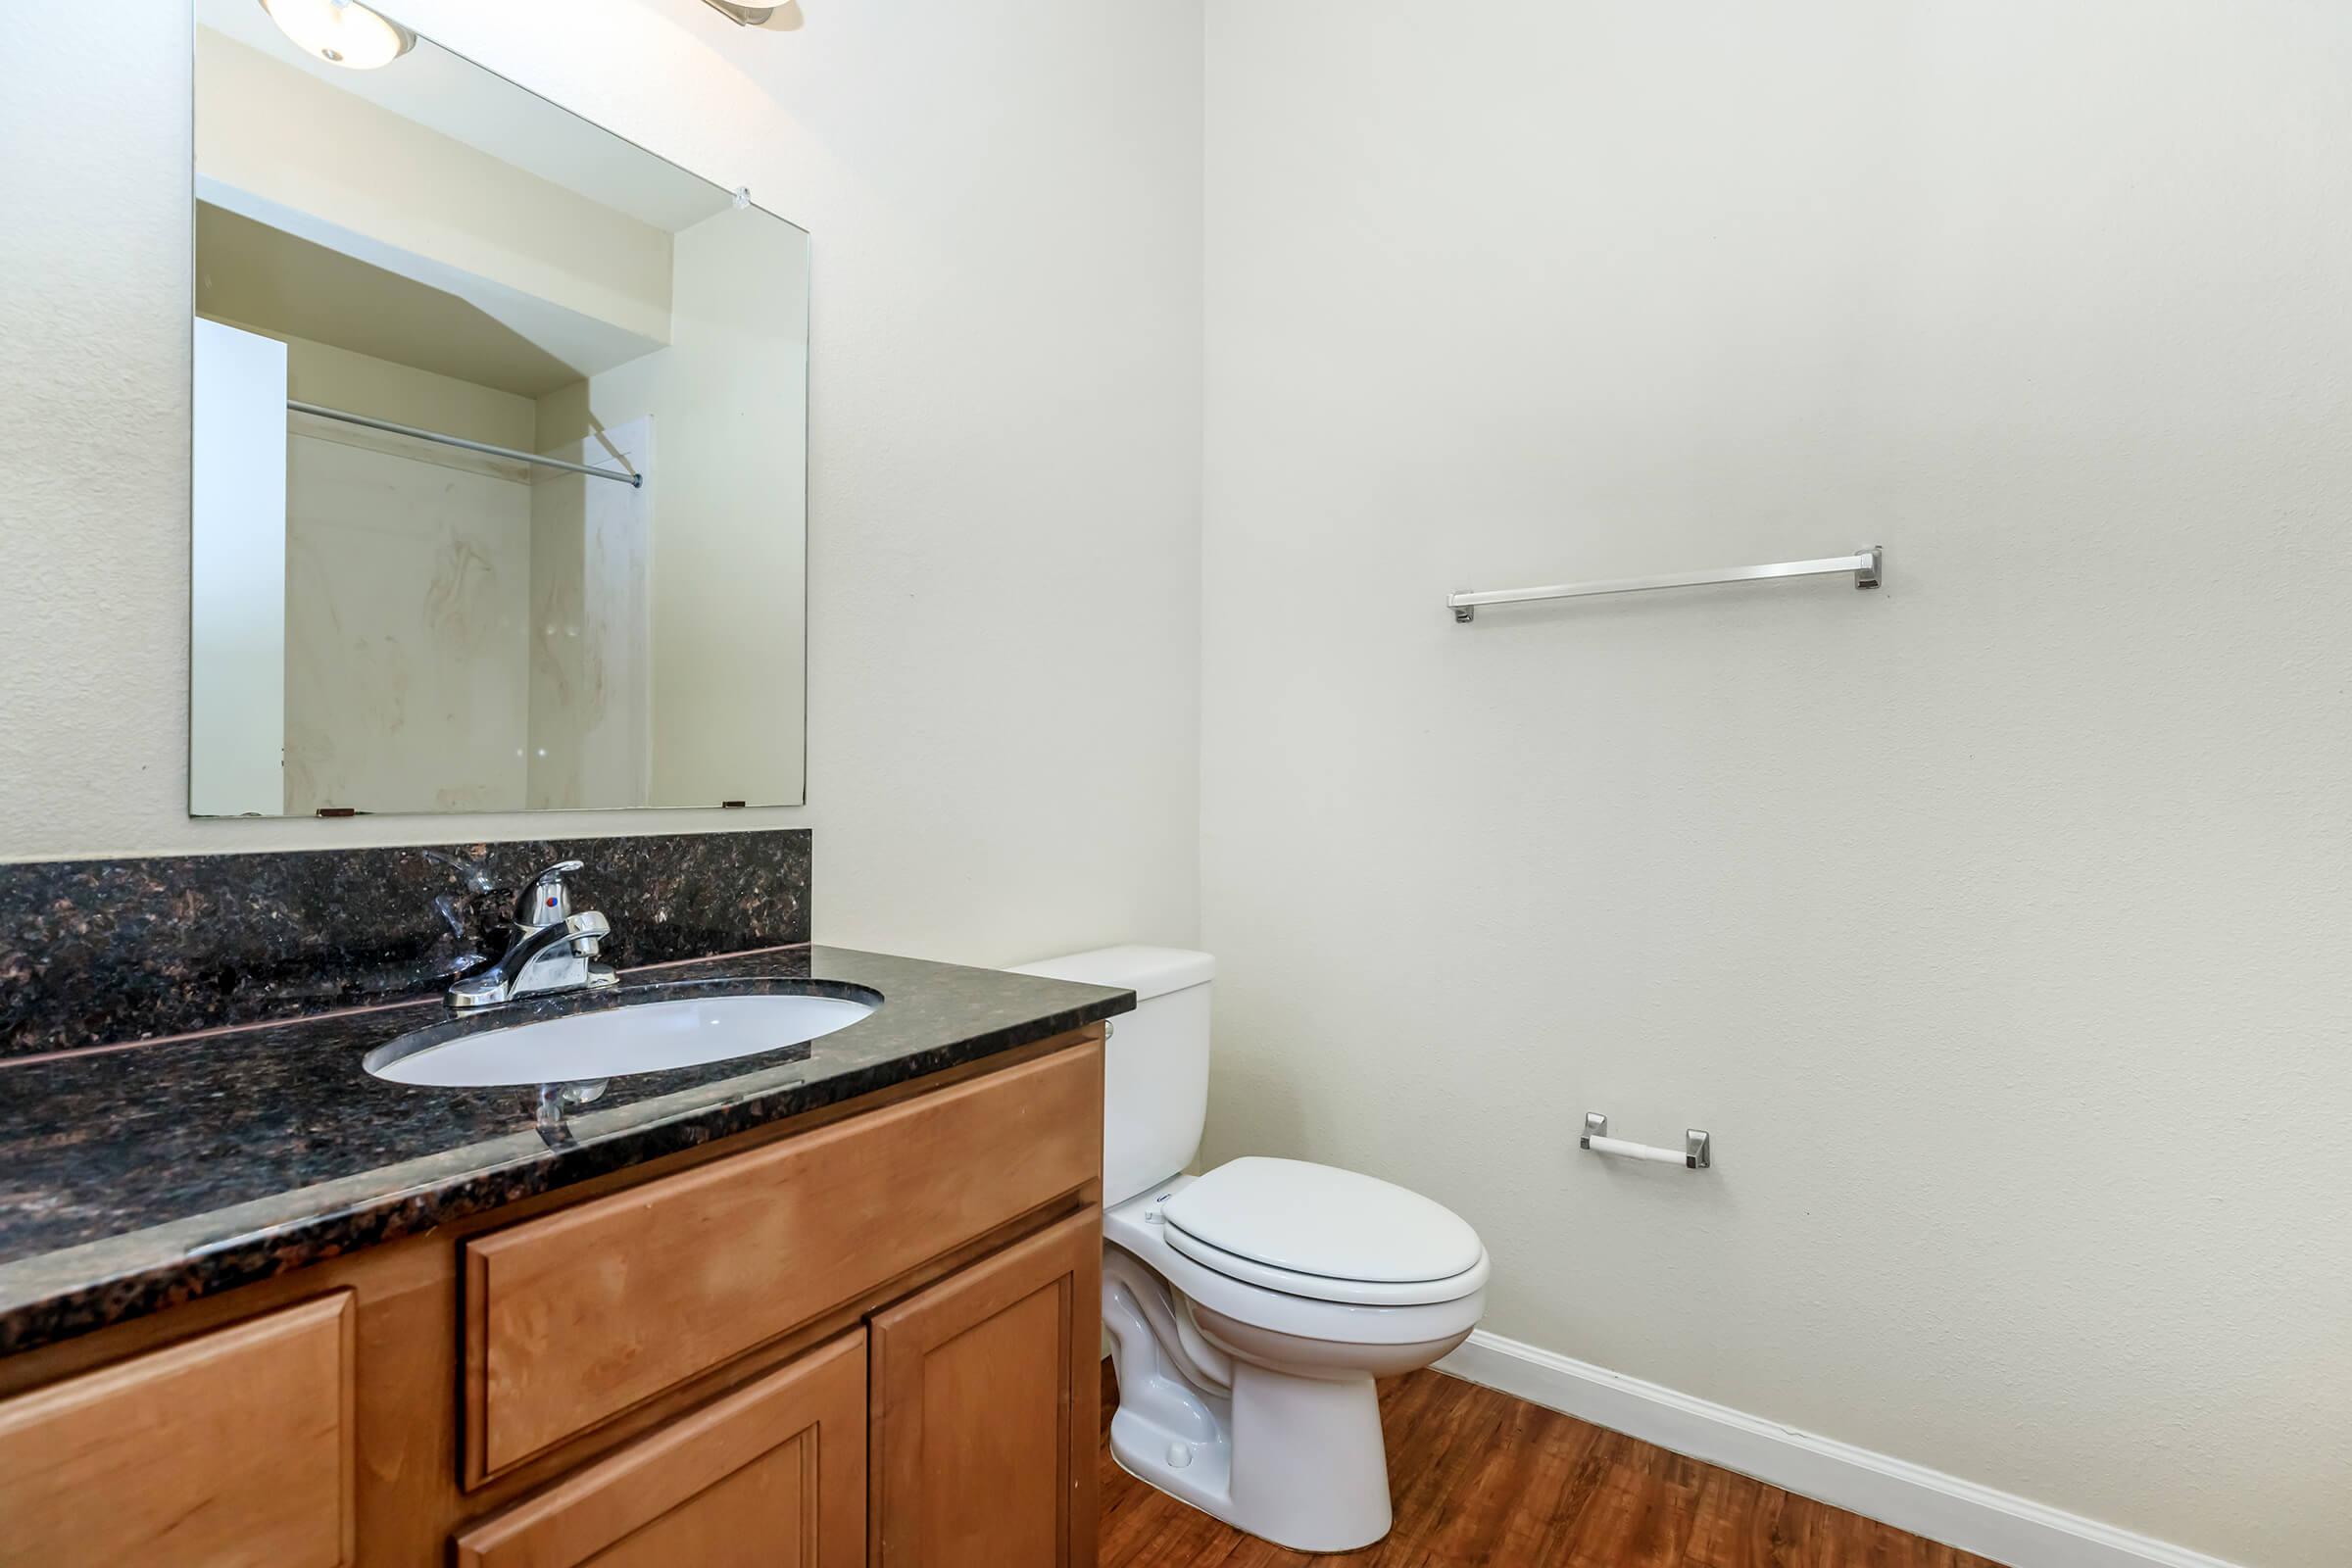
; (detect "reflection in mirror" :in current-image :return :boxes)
[189,1,808,815]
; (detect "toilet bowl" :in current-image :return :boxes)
[1008,947,1488,1553]
[1102,1167,1488,1550]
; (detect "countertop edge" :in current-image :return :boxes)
[0,984,1131,1358]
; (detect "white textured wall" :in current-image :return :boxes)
[0,0,1202,964]
[1199,5,2351,1567]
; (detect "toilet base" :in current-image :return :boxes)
[1109,1364,1394,1552]
[1102,1250,1396,1552]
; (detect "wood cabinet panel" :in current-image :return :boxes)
[0,1291,355,1568]
[869,1207,1102,1568]
[465,1041,1102,1482]
[455,1328,865,1568]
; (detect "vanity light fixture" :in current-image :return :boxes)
[258,0,415,70]
[700,1,780,24]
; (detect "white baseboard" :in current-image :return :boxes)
[1435,1331,2243,1568]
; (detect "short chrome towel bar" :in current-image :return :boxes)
[1581,1113,1711,1170]
[1449,546,1881,622]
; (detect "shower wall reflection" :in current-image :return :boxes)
[188,1,808,816]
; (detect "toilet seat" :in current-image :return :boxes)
[1159,1156,1489,1306]
[1106,1179,1486,1348]
[1163,1225,1489,1306]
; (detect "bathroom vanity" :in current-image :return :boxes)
[0,851,1130,1567]
[0,1032,1104,1565]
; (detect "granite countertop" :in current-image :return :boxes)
[0,945,1131,1355]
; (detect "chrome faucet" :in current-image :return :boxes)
[447,859,619,1010]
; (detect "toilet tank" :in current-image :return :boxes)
[1007,946,1215,1208]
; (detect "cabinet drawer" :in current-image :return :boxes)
[456,1330,865,1568]
[0,1292,355,1568]
[465,1039,1102,1482]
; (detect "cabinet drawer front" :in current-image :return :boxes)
[0,1292,355,1568]
[456,1330,865,1568]
[466,1039,1102,1480]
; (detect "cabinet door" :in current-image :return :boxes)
[455,1329,864,1568]
[868,1207,1101,1568]
[0,1292,354,1568]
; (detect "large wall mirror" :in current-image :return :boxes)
[189,1,808,816]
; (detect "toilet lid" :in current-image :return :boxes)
[1160,1157,1485,1290]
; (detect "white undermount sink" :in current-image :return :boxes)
[365,991,878,1088]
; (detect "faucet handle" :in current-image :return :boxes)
[515,858,586,926]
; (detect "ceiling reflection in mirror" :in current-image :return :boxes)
[190,1,808,816]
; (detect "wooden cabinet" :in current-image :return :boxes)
[869,1208,1101,1568]
[0,1029,1103,1568]
[0,1292,355,1568]
[464,1044,1102,1483]
[455,1330,866,1568]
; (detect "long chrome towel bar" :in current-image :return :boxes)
[288,400,644,488]
[1448,545,1880,622]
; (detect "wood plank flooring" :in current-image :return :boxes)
[1098,1363,2008,1568]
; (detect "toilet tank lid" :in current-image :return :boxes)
[1006,945,1214,1002]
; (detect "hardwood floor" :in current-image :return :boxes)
[1098,1364,2008,1568]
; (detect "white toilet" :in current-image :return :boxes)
[1010,946,1488,1553]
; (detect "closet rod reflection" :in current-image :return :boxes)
[288,400,644,488]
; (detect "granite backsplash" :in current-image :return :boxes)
[0,830,810,1058]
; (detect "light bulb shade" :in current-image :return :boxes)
[259,0,415,70]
